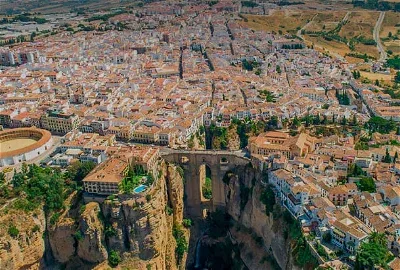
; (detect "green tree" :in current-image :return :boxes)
[383,148,392,163]
[65,161,96,183]
[357,177,376,193]
[348,163,365,177]
[8,225,19,238]
[292,116,301,128]
[11,171,25,188]
[355,233,390,270]
[395,71,400,83]
[0,172,5,184]
[352,114,358,126]
[341,116,347,126]
[365,116,396,134]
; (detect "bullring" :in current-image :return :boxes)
[0,127,53,166]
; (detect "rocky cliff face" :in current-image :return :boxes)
[77,202,108,263]
[225,165,300,270]
[0,207,46,270]
[47,161,186,270]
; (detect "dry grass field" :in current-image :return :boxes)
[339,11,379,40]
[241,9,382,60]
[355,43,380,59]
[304,11,348,32]
[240,11,317,35]
[360,71,394,83]
[306,36,351,56]
[379,12,400,55]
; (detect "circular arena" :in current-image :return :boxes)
[0,127,53,167]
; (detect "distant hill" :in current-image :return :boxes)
[0,0,139,15]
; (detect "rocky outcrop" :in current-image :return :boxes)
[48,216,75,263]
[77,202,108,263]
[0,207,46,269]
[225,166,300,270]
[166,164,184,223]
[45,161,186,269]
[101,161,185,269]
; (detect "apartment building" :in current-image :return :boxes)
[330,211,370,254]
[40,110,80,134]
[83,157,129,195]
[328,183,358,206]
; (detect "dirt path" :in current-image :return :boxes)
[342,11,351,23]
[297,14,317,40]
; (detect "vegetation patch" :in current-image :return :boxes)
[108,250,121,267]
[355,232,392,269]
[202,177,212,200]
[8,225,19,238]
[172,224,188,265]
[260,185,276,215]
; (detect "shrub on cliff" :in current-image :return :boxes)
[108,250,121,267]
[260,185,275,215]
[182,218,192,228]
[8,225,19,238]
[172,224,187,265]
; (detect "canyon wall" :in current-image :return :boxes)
[0,207,46,270]
[224,165,301,270]
[0,161,186,270]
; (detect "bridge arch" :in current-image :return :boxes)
[161,150,251,217]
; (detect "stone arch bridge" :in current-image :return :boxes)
[161,149,251,217]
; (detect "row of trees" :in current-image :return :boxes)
[1,14,48,24]
[336,90,350,105]
[365,116,397,134]
[352,70,361,79]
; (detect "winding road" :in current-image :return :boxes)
[373,11,387,62]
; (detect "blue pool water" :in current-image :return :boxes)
[134,184,147,193]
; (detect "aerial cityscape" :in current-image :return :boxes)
[0,0,400,269]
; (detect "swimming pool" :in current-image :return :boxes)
[133,184,147,194]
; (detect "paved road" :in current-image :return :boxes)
[373,11,387,62]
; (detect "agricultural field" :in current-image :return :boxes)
[239,10,317,35]
[379,12,400,56]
